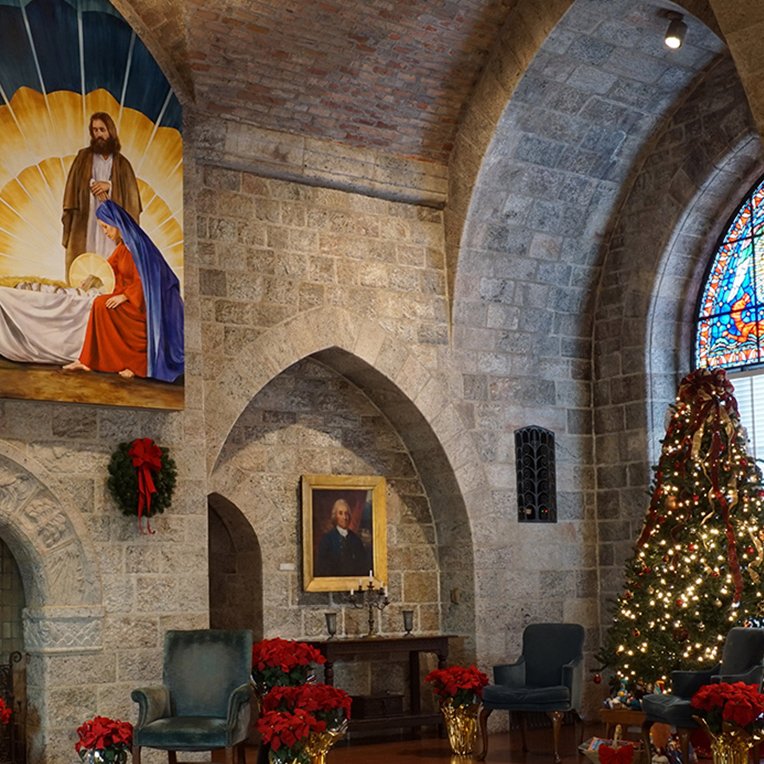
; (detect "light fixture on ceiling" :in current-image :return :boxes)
[664,11,687,49]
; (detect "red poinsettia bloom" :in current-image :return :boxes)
[74,715,133,755]
[425,665,489,708]
[251,638,326,691]
[257,708,325,756]
[691,682,764,733]
[263,682,352,723]
[0,699,11,725]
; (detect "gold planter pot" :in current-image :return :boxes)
[305,719,349,764]
[694,717,758,764]
[440,701,480,756]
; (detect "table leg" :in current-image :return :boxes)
[324,659,334,686]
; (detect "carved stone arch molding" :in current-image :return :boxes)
[0,443,103,654]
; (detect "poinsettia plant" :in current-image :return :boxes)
[75,715,133,762]
[0,698,11,725]
[256,708,325,764]
[425,664,489,707]
[251,637,326,692]
[691,682,764,734]
[262,682,352,727]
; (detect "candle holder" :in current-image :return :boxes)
[349,580,389,636]
[325,611,338,639]
[402,609,414,636]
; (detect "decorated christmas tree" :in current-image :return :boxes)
[597,367,764,690]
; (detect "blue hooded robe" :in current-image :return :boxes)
[95,201,184,382]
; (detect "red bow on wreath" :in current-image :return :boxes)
[129,438,162,534]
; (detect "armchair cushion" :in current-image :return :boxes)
[135,717,234,751]
[483,683,570,712]
[642,692,698,728]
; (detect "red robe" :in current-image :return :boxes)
[78,243,147,377]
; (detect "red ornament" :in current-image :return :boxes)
[688,543,696,552]
[676,598,684,607]
[632,628,640,638]
[746,546,755,556]
[593,673,602,685]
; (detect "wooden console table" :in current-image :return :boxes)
[308,635,452,735]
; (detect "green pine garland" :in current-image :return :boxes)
[107,441,177,519]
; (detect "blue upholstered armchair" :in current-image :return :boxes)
[131,629,253,764]
[477,622,585,763]
[641,627,764,764]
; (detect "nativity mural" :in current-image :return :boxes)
[0,0,183,409]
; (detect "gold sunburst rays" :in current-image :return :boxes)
[0,87,183,288]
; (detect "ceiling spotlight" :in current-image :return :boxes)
[664,11,687,49]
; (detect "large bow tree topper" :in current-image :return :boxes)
[107,438,177,533]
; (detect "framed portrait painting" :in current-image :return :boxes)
[301,474,387,593]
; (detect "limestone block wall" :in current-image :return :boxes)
[192,103,603,709]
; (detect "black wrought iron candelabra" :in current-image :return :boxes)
[349,579,389,636]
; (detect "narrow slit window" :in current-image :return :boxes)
[515,426,556,523]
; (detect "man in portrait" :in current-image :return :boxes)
[315,498,369,577]
[62,111,142,276]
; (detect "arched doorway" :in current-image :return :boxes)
[208,493,263,639]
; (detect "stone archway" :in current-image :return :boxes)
[205,311,483,654]
[0,443,103,763]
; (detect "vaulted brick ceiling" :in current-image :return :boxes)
[116,0,764,175]
[118,0,514,164]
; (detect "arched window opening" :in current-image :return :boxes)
[696,174,764,460]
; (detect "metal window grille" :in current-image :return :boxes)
[515,426,557,523]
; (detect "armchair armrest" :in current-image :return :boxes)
[671,665,719,698]
[494,657,525,687]
[131,686,171,727]
[713,665,764,685]
[227,683,253,728]
[561,655,584,710]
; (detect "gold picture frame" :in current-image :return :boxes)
[301,474,387,593]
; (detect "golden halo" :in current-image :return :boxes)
[68,252,115,294]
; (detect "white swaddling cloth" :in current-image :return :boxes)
[0,285,96,364]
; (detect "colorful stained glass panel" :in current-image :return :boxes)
[725,198,752,242]
[698,238,754,318]
[752,180,764,237]
[696,313,761,369]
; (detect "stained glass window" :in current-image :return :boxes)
[695,175,764,369]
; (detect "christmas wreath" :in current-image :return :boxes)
[107,438,177,534]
